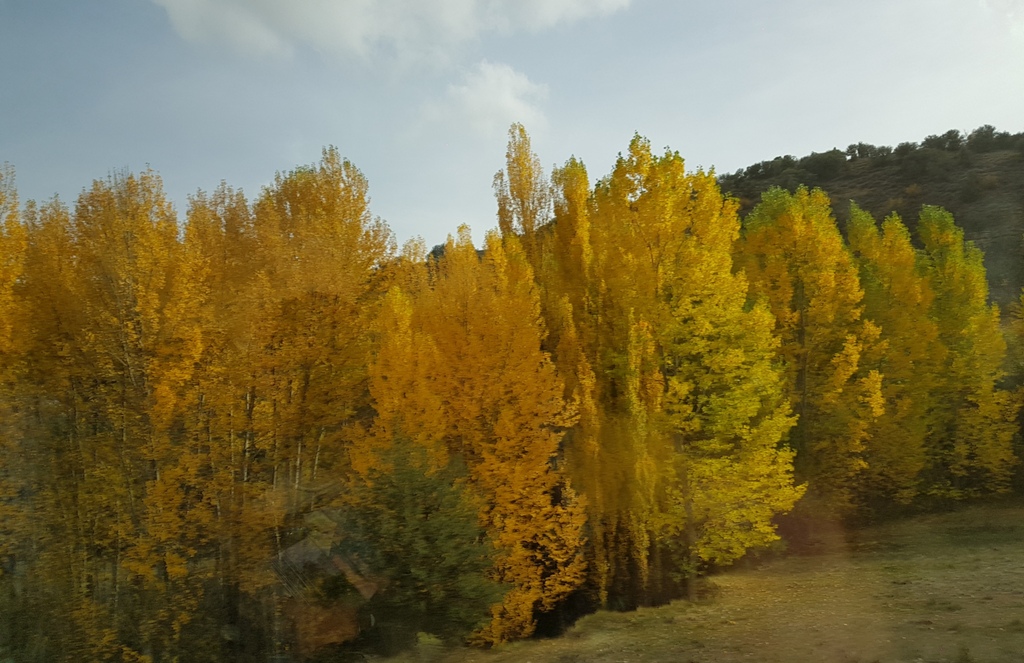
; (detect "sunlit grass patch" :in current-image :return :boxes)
[397,500,1024,663]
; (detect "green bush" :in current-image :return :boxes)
[342,440,506,647]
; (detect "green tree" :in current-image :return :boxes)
[736,186,883,515]
[847,204,944,506]
[918,206,1019,496]
[343,440,504,646]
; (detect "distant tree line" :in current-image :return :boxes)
[720,125,1024,193]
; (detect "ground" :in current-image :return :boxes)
[383,499,1024,663]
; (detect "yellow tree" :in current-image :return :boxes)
[343,280,506,643]
[493,123,549,267]
[248,148,393,508]
[574,136,676,605]
[736,186,883,515]
[1008,288,1024,394]
[382,228,587,644]
[173,184,279,597]
[355,282,446,473]
[182,152,394,655]
[526,152,618,604]
[550,157,593,314]
[0,164,26,563]
[10,171,185,661]
[0,164,25,375]
[71,171,182,660]
[583,139,801,604]
[918,206,1019,496]
[652,165,802,589]
[128,187,250,659]
[847,205,943,506]
[0,166,34,656]
[159,185,299,658]
[14,196,104,660]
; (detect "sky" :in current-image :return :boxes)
[2,0,1024,248]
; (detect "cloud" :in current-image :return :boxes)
[484,0,631,32]
[150,0,290,57]
[981,0,1024,36]
[151,0,631,63]
[423,61,548,138]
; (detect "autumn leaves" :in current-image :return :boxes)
[0,125,1020,659]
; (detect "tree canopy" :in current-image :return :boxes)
[0,128,1020,661]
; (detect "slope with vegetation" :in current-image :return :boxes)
[719,125,1024,307]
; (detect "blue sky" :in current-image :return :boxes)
[2,0,1023,247]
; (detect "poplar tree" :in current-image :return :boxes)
[0,164,26,557]
[175,184,283,603]
[602,139,802,596]
[248,148,393,506]
[847,205,943,506]
[13,196,96,659]
[361,228,587,643]
[6,133,1023,658]
[494,123,549,267]
[580,136,678,604]
[543,135,802,607]
[0,166,32,655]
[544,155,616,603]
[10,172,188,660]
[72,171,183,660]
[650,164,802,585]
[918,206,1019,496]
[736,187,884,515]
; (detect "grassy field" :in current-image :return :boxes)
[389,500,1024,663]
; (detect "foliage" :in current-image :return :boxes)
[541,136,803,608]
[917,206,1019,496]
[737,186,883,514]
[847,205,944,506]
[342,440,504,645]
[0,127,1021,661]
[720,124,1024,311]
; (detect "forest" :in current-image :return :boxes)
[0,124,1022,662]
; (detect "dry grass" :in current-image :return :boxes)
[387,500,1024,663]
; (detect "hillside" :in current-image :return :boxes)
[719,127,1024,308]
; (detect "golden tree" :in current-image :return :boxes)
[494,122,549,267]
[364,227,587,643]
[0,164,26,563]
[595,139,802,598]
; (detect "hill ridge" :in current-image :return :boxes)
[719,126,1024,308]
